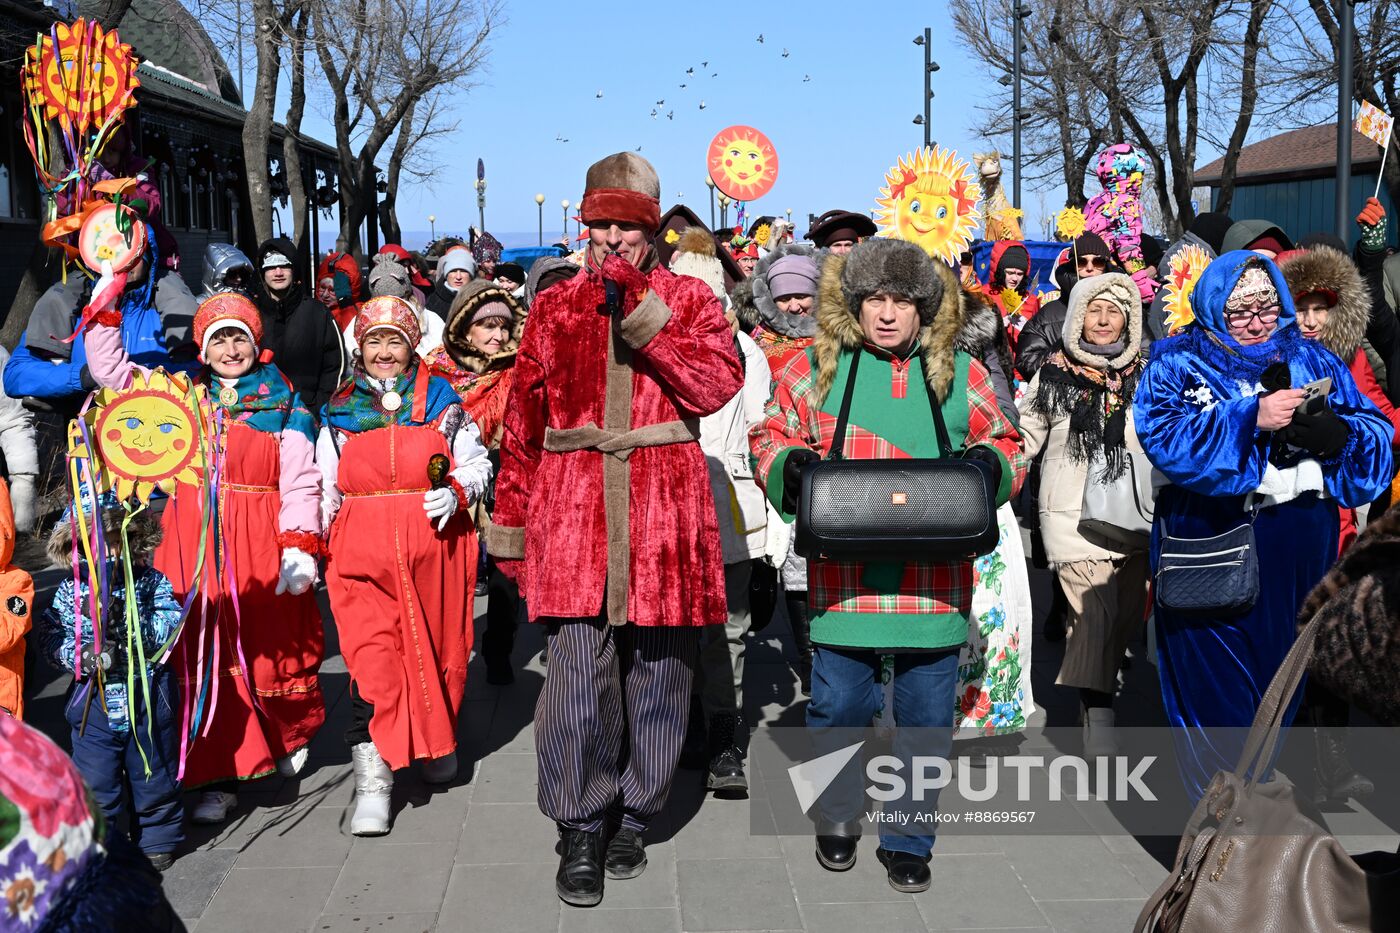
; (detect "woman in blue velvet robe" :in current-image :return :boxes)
[1134,251,1393,799]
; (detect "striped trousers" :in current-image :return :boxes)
[535,614,700,833]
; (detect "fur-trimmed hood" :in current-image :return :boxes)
[442,279,526,375]
[1278,245,1370,360]
[730,243,826,339]
[524,256,580,307]
[811,249,963,407]
[47,506,163,569]
[1061,272,1143,369]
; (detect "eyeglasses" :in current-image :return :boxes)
[1224,303,1282,328]
[1077,255,1107,271]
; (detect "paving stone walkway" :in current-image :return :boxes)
[19,556,1398,933]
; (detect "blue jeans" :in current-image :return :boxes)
[65,666,184,855]
[806,645,959,857]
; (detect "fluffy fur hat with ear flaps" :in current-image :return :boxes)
[810,248,964,408]
[729,243,826,339]
[1279,246,1370,360]
[443,279,526,374]
[668,227,726,299]
[47,492,163,569]
[1060,272,1143,370]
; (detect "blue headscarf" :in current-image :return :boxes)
[1177,249,1302,383]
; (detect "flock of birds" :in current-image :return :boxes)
[557,34,813,150]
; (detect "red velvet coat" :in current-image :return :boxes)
[489,262,743,627]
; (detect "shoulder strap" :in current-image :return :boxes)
[925,372,955,458]
[827,349,862,461]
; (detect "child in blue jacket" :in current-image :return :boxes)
[36,490,185,870]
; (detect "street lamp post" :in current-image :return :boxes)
[1336,0,1356,240]
[535,193,545,246]
[718,193,730,229]
[561,199,570,245]
[705,175,716,228]
[785,208,792,242]
[576,197,583,241]
[912,30,939,149]
[1012,0,1028,210]
[474,158,487,231]
[428,214,436,241]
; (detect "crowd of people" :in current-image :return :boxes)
[0,141,1397,922]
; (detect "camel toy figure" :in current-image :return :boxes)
[975,151,1024,240]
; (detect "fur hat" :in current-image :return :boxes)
[525,256,581,306]
[194,292,263,358]
[1279,246,1371,359]
[730,243,826,338]
[668,227,726,299]
[443,279,526,374]
[369,254,413,299]
[1061,272,1142,370]
[47,490,163,568]
[355,295,422,349]
[580,152,661,233]
[839,238,944,325]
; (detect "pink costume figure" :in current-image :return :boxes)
[1083,143,1157,300]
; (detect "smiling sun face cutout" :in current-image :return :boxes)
[874,147,982,264]
[70,369,211,504]
[707,126,779,201]
[23,18,140,134]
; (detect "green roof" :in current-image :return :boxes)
[77,0,243,107]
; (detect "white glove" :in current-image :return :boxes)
[275,547,318,596]
[423,486,458,531]
[763,501,792,568]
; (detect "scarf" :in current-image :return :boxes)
[1077,338,1125,358]
[1032,350,1144,479]
[321,359,459,433]
[210,362,315,443]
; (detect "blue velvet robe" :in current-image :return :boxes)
[1134,251,1394,798]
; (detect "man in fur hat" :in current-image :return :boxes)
[488,152,743,907]
[751,238,1027,893]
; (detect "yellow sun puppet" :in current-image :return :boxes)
[707,125,779,202]
[874,147,983,264]
[1162,243,1212,335]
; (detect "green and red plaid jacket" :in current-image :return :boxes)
[751,343,1027,650]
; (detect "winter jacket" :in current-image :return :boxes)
[39,566,180,733]
[0,480,34,718]
[255,237,346,411]
[701,331,769,565]
[750,252,1027,651]
[979,240,1042,355]
[487,255,744,628]
[1017,274,1147,564]
[4,271,196,408]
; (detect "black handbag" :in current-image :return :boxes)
[1154,502,1259,617]
[793,349,1000,561]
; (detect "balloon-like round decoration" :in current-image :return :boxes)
[707,125,779,202]
[78,203,146,274]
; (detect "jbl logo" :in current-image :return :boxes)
[891,492,908,505]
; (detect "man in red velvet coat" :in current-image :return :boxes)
[488,152,743,907]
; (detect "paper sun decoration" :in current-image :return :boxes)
[69,369,212,504]
[1162,243,1212,335]
[707,125,779,201]
[874,147,982,264]
[1056,206,1087,241]
[22,18,140,135]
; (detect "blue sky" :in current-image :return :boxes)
[288,2,1011,249]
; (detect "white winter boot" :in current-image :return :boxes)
[277,746,310,777]
[350,742,393,836]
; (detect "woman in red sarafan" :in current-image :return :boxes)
[318,295,492,837]
[84,289,326,825]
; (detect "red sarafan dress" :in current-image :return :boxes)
[320,363,492,769]
[159,418,325,786]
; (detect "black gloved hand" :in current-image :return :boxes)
[1259,362,1292,394]
[958,445,1003,492]
[1277,405,1350,459]
[781,448,820,514]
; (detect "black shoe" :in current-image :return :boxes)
[706,713,748,796]
[814,819,860,871]
[1313,729,1376,804]
[555,829,604,906]
[603,828,647,880]
[876,847,932,893]
[474,580,489,597]
[484,657,514,685]
[146,852,175,872]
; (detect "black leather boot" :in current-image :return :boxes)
[604,827,647,880]
[1313,728,1375,804]
[814,818,860,871]
[876,847,932,893]
[555,829,605,906]
[706,713,748,796]
[786,592,814,697]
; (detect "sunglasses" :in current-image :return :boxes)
[1077,255,1108,270]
